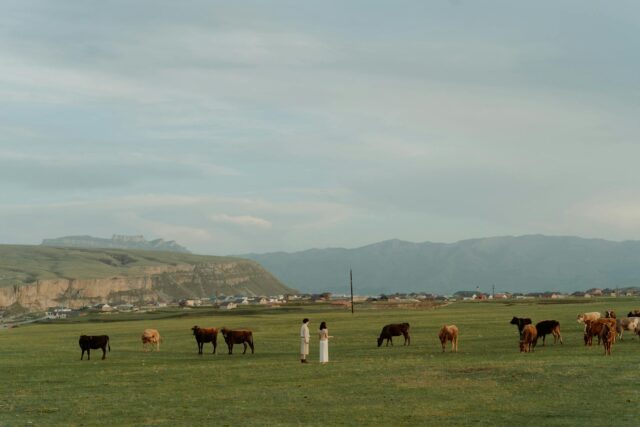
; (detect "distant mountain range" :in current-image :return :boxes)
[42,234,190,253]
[239,235,640,295]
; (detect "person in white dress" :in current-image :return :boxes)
[318,321,333,364]
[300,318,310,363]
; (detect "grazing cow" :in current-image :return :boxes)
[191,326,218,355]
[79,335,110,360]
[584,318,617,346]
[535,320,563,346]
[377,323,410,347]
[438,325,458,353]
[519,324,537,353]
[605,310,616,319]
[141,329,161,351]
[616,317,640,340]
[221,328,254,355]
[510,317,532,336]
[627,310,640,318]
[601,323,615,356]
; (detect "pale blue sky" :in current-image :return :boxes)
[2,1,640,254]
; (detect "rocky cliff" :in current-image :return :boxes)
[0,245,294,310]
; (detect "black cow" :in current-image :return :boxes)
[79,335,110,360]
[191,326,218,355]
[627,310,640,317]
[377,323,410,347]
[510,317,532,337]
[220,328,254,354]
[534,320,563,346]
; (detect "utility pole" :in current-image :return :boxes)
[492,284,495,299]
[350,269,354,314]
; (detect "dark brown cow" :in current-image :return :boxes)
[627,310,640,317]
[79,335,110,360]
[510,317,532,337]
[192,326,218,355]
[221,328,254,355]
[534,320,563,346]
[377,323,410,347]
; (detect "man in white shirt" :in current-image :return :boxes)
[300,318,310,363]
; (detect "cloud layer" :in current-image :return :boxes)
[2,1,640,254]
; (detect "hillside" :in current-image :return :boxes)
[0,245,294,310]
[42,234,190,253]
[240,235,640,295]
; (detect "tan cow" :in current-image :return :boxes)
[519,324,537,353]
[577,312,601,328]
[141,329,161,351]
[438,325,458,353]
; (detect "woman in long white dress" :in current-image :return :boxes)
[318,321,333,364]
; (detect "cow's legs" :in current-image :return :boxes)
[212,341,216,354]
[249,340,254,354]
[101,346,106,360]
[242,342,247,354]
[228,343,233,355]
[542,335,546,346]
[81,349,85,360]
[87,348,91,360]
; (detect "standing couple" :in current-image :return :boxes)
[300,318,333,364]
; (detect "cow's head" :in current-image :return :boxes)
[377,337,383,347]
[191,326,200,335]
[510,317,519,325]
[220,327,228,338]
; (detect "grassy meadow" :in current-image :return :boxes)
[1,299,639,426]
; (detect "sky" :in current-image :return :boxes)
[2,1,640,255]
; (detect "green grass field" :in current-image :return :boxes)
[1,299,639,426]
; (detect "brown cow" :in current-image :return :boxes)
[221,328,254,355]
[192,326,218,355]
[584,318,617,346]
[79,335,110,360]
[377,323,410,347]
[141,329,161,351]
[519,325,537,353]
[438,325,458,352]
[601,323,615,356]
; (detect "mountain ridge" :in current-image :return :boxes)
[238,235,640,295]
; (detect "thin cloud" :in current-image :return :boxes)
[210,214,272,229]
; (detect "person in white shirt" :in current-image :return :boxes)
[300,318,310,363]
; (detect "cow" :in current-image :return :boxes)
[616,317,640,340]
[627,310,640,318]
[605,310,616,319]
[221,328,254,355]
[141,329,161,351]
[584,318,617,346]
[510,317,532,337]
[192,326,218,355]
[519,324,537,353]
[601,323,615,356]
[578,312,601,332]
[534,320,563,346]
[438,325,458,353]
[79,335,110,360]
[377,323,410,347]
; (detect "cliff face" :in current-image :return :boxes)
[0,259,294,310]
